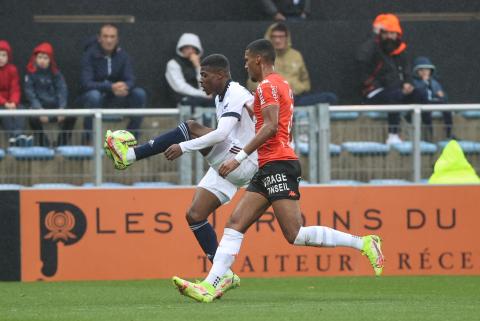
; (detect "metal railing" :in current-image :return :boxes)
[0,104,479,186]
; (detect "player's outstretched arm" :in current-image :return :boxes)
[218,104,278,177]
[164,116,239,160]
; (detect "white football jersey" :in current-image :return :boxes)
[215,81,257,163]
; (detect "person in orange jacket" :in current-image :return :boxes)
[356,14,427,145]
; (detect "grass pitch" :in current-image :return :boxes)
[1,276,479,321]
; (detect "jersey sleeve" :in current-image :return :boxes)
[221,89,253,121]
[256,80,279,109]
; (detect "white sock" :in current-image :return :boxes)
[126,148,136,162]
[294,226,363,250]
[205,228,243,287]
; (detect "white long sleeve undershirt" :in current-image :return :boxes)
[179,116,239,153]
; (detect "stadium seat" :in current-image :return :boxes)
[7,147,55,160]
[298,142,341,156]
[341,142,390,155]
[431,111,444,119]
[82,182,127,187]
[391,141,438,155]
[32,183,76,188]
[363,111,388,120]
[437,140,480,154]
[329,180,362,185]
[0,148,4,160]
[460,111,480,119]
[0,184,23,189]
[132,181,174,187]
[56,146,94,159]
[330,112,359,121]
[368,179,411,185]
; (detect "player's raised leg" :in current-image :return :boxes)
[271,198,384,276]
[173,191,269,302]
[104,120,214,169]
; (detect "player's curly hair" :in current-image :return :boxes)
[246,39,276,64]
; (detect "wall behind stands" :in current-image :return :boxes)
[1,185,478,281]
[2,20,479,107]
[3,0,480,21]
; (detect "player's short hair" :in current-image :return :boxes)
[271,22,289,35]
[200,54,230,73]
[246,39,276,64]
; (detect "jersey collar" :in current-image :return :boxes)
[218,79,232,102]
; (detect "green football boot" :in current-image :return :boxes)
[172,276,216,303]
[361,235,384,276]
[215,273,240,298]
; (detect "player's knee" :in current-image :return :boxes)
[186,207,207,224]
[185,120,201,135]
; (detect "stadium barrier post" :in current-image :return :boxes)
[179,105,193,185]
[412,105,422,183]
[318,103,331,183]
[307,105,318,183]
[94,109,103,186]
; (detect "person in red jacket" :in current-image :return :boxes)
[0,40,28,146]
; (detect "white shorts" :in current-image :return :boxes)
[199,139,258,204]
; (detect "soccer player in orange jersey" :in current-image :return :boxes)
[172,39,385,303]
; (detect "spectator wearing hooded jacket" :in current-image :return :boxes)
[25,42,75,146]
[80,24,146,143]
[165,33,214,109]
[0,40,28,146]
[247,22,337,106]
[261,0,311,21]
[356,14,427,145]
[412,56,453,140]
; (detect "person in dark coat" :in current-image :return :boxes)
[356,14,427,144]
[25,42,75,146]
[80,24,146,144]
[412,56,453,140]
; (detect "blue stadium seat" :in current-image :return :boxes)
[363,111,388,120]
[329,180,362,185]
[341,142,390,155]
[438,140,480,154]
[8,147,55,160]
[0,184,23,189]
[368,179,411,185]
[431,111,444,119]
[391,141,438,155]
[82,182,126,187]
[460,111,480,119]
[330,112,359,121]
[132,181,174,187]
[298,143,341,156]
[0,148,4,160]
[56,146,94,159]
[32,183,76,188]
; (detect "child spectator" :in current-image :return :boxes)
[412,56,453,140]
[0,40,28,146]
[25,42,75,146]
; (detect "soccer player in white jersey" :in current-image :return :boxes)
[104,54,257,297]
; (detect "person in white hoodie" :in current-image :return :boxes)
[165,33,214,107]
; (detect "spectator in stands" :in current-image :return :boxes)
[80,24,146,144]
[165,33,214,109]
[356,14,426,145]
[412,56,453,140]
[261,0,310,21]
[0,40,29,146]
[247,22,337,106]
[25,42,75,146]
